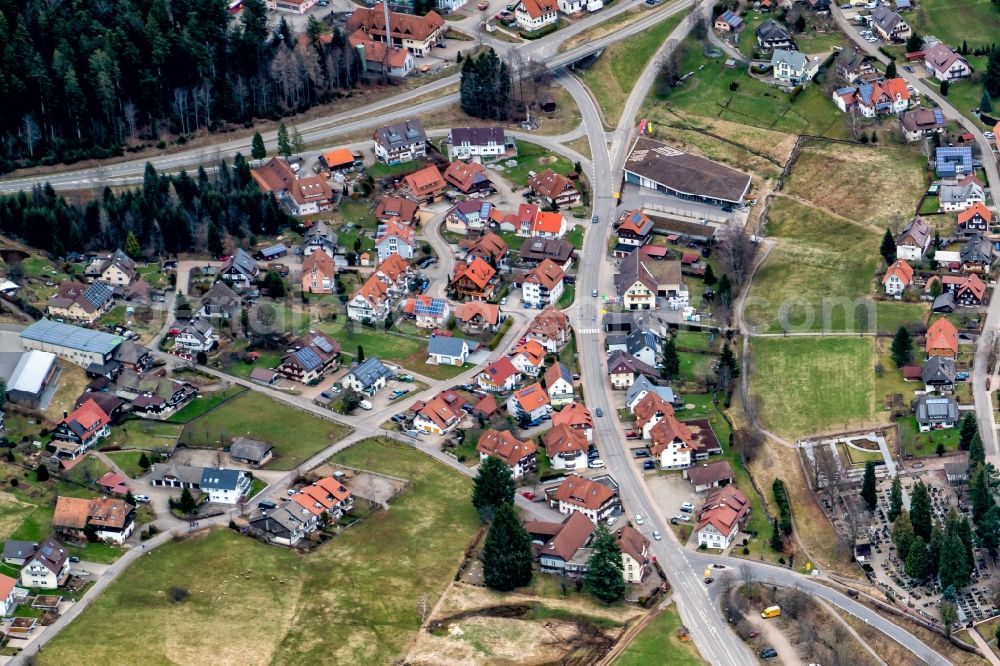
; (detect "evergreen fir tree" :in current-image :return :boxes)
[880,228,896,265]
[482,503,533,591]
[970,432,986,468]
[982,89,994,113]
[124,231,141,258]
[583,526,626,603]
[276,122,291,157]
[356,345,364,362]
[940,79,949,96]
[905,536,930,580]
[472,456,516,522]
[888,475,903,522]
[977,505,1000,557]
[959,412,978,451]
[178,487,197,514]
[661,335,680,380]
[906,32,924,53]
[703,264,716,286]
[893,511,914,562]
[861,461,878,511]
[251,131,267,162]
[910,481,933,541]
[985,46,1000,98]
[939,533,971,591]
[291,126,305,156]
[35,464,49,482]
[971,465,995,523]
[890,326,912,368]
[717,273,733,304]
[885,60,897,78]
[719,343,740,377]
[770,517,784,551]
[928,523,945,577]
[138,452,151,470]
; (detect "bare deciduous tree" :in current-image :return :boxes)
[716,224,757,288]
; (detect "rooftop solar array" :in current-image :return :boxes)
[312,335,335,354]
[294,347,324,372]
[414,298,446,316]
[21,319,123,354]
[83,282,114,309]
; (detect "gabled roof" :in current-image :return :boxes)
[477,429,536,466]
[687,460,735,487]
[717,9,743,28]
[882,259,913,286]
[770,48,806,70]
[479,357,520,385]
[649,413,694,455]
[900,108,946,132]
[626,374,675,408]
[607,350,659,379]
[756,19,792,41]
[372,118,428,149]
[200,467,245,491]
[404,165,447,197]
[696,486,750,535]
[533,211,565,235]
[251,158,296,192]
[961,233,993,264]
[452,257,497,289]
[871,5,904,32]
[510,382,550,411]
[465,232,509,264]
[60,399,110,438]
[511,339,546,367]
[530,512,595,561]
[521,258,565,290]
[221,248,258,278]
[443,160,492,193]
[375,196,420,223]
[302,250,336,277]
[427,335,468,358]
[633,391,675,429]
[528,170,575,200]
[29,536,68,575]
[552,402,594,430]
[518,0,557,19]
[543,423,588,456]
[230,437,274,462]
[897,216,930,248]
[618,209,654,237]
[527,307,570,341]
[617,526,649,566]
[349,357,393,388]
[348,5,444,43]
[521,238,575,264]
[376,218,416,248]
[544,361,573,389]
[923,42,968,73]
[454,301,501,325]
[554,474,616,510]
[450,127,507,146]
[921,356,956,384]
[376,254,412,283]
[925,317,959,354]
[958,203,994,226]
[53,496,92,530]
[413,391,464,429]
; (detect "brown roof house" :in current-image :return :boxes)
[543,423,589,471]
[527,512,596,578]
[696,486,750,550]
[550,474,620,524]
[277,331,341,384]
[617,526,651,583]
[451,257,498,301]
[685,460,735,492]
[53,496,135,545]
[477,429,538,480]
[528,170,579,208]
[403,164,447,204]
[925,318,959,360]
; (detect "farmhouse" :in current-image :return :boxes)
[53,496,135,544]
[347,6,444,57]
[477,429,538,479]
[46,281,114,324]
[624,137,752,207]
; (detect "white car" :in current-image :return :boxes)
[606,516,617,526]
[985,131,996,139]
[134,494,150,503]
[652,530,662,540]
[674,514,690,523]
[358,399,373,410]
[588,459,605,469]
[680,502,695,512]
[635,514,644,525]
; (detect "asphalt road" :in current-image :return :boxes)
[829,5,1000,465]
[0,0,692,195]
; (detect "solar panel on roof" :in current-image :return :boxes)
[414,299,445,316]
[21,319,123,354]
[933,109,944,124]
[294,347,323,372]
[312,336,334,354]
[83,282,113,308]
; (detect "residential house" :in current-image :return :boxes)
[714,10,744,32]
[403,164,447,204]
[477,357,523,392]
[696,486,751,550]
[836,48,879,84]
[427,335,470,366]
[372,118,429,164]
[526,307,572,352]
[174,318,218,353]
[756,19,795,51]
[833,78,909,117]
[895,216,932,261]
[882,259,913,296]
[448,127,514,161]
[278,331,341,384]
[544,362,575,406]
[253,476,353,546]
[53,496,135,544]
[198,281,242,319]
[625,375,677,412]
[544,424,589,471]
[477,429,538,479]
[515,0,558,31]
[200,467,251,504]
[625,329,663,368]
[942,273,987,306]
[961,233,993,272]
[550,474,620,524]
[925,317,959,359]
[301,251,336,294]
[3,540,37,566]
[341,357,393,395]
[266,0,318,14]
[685,460,735,492]
[317,148,361,173]
[531,211,568,239]
[516,203,540,236]
[614,209,654,257]
[51,399,111,461]
[0,573,15,616]
[900,108,947,142]
[446,200,497,235]
[615,250,688,309]
[507,341,544,380]
[451,257,498,301]
[913,395,959,431]
[520,258,565,307]
[552,402,594,442]
[348,5,445,56]
[347,33,414,78]
[506,383,552,422]
[608,351,659,389]
[375,196,420,226]
[939,177,985,212]
[375,218,416,262]
[454,301,502,334]
[921,357,956,393]
[529,512,596,578]
[18,536,69,589]
[957,202,993,235]
[923,42,973,81]
[649,413,695,470]
[617,527,650,584]
[411,390,465,434]
[84,249,136,287]
[870,6,910,41]
[46,281,115,324]
[935,146,973,178]
[303,219,337,257]
[520,238,576,268]
[403,295,451,329]
[219,248,259,291]
[348,255,412,323]
[96,471,129,496]
[464,232,510,268]
[149,462,203,489]
[443,160,494,196]
[229,437,275,467]
[771,49,819,84]
[251,158,333,216]
[528,170,579,207]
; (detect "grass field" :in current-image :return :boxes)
[180,392,351,469]
[105,420,184,450]
[912,0,1000,51]
[503,140,576,187]
[167,386,246,423]
[579,12,685,122]
[749,337,883,439]
[40,439,480,666]
[648,38,849,138]
[783,140,929,232]
[105,450,149,478]
[615,604,707,665]
[876,301,930,333]
[746,197,881,332]
[368,159,423,180]
[898,415,961,457]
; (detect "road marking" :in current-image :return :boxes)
[578,328,600,334]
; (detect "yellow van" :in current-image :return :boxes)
[761,606,781,619]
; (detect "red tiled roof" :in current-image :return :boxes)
[649,413,694,456]
[63,399,110,433]
[521,258,565,290]
[883,259,913,286]
[454,301,501,324]
[452,257,497,289]
[926,317,958,354]
[403,165,446,197]
[477,429,537,466]
[479,357,520,385]
[617,526,649,566]
[958,202,993,226]
[375,196,419,223]
[347,4,444,42]
[376,254,411,282]
[0,573,15,601]
[543,423,588,456]
[443,160,491,193]
[511,382,550,411]
[528,169,575,200]
[251,158,295,192]
[554,474,616,511]
[538,512,594,561]
[533,211,564,235]
[552,402,593,430]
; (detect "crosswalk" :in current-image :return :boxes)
[577,328,601,335]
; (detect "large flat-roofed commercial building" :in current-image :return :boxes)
[623,137,752,207]
[6,351,58,408]
[20,319,123,369]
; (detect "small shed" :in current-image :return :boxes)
[229,437,275,468]
[539,92,557,113]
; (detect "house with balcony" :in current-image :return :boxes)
[549,474,620,524]
[51,399,111,461]
[543,423,589,471]
[520,258,565,308]
[477,429,538,479]
[506,383,552,422]
[372,118,428,164]
[447,127,515,162]
[451,257,498,301]
[278,331,341,384]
